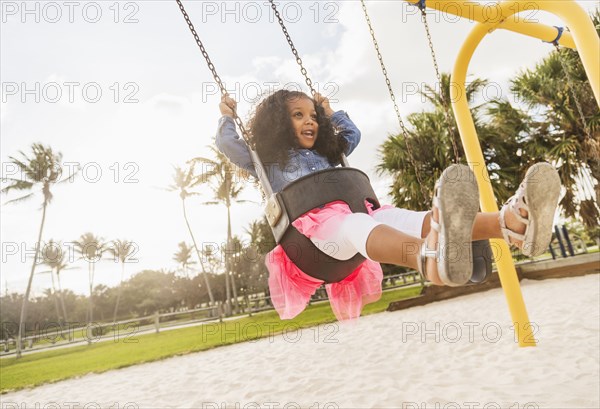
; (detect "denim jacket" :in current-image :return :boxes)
[215,111,361,193]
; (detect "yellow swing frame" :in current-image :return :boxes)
[405,0,599,347]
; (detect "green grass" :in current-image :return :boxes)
[3,312,217,353]
[0,286,421,393]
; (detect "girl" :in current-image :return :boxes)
[215,90,561,321]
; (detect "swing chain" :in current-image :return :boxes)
[553,43,595,146]
[268,0,350,166]
[175,0,252,145]
[418,5,461,164]
[360,0,429,203]
[267,0,315,96]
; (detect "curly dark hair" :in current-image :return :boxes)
[247,90,348,169]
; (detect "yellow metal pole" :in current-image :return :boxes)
[403,0,577,49]
[451,0,599,347]
[452,21,536,347]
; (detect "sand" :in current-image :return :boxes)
[2,274,599,409]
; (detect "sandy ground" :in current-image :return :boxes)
[2,274,599,409]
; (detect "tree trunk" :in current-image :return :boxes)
[56,272,68,323]
[87,261,97,345]
[16,200,48,359]
[87,261,94,345]
[112,262,125,324]
[182,199,215,305]
[230,270,239,312]
[49,269,61,322]
[225,204,237,315]
[228,205,240,313]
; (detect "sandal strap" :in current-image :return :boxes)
[418,241,438,281]
[431,195,441,233]
[499,193,529,245]
[430,218,440,233]
[419,184,443,280]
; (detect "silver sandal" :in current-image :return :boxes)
[499,162,561,257]
[417,164,480,287]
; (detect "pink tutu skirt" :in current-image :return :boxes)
[266,200,393,321]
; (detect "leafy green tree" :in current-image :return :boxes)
[510,12,600,229]
[378,74,521,210]
[120,270,178,316]
[242,218,274,294]
[379,11,599,235]
[1,143,75,358]
[92,284,113,322]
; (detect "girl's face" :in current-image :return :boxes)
[286,96,318,149]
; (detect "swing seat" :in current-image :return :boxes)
[266,167,380,283]
[265,167,494,285]
[470,238,493,283]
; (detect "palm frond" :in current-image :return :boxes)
[4,192,36,205]
[1,180,34,194]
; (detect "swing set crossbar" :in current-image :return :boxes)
[404,0,578,49]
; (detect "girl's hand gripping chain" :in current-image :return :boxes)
[314,92,334,117]
[220,94,237,117]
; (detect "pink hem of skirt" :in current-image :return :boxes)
[266,201,394,321]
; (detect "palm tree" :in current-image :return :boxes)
[106,239,135,323]
[38,240,62,321]
[245,220,262,247]
[74,232,105,331]
[40,239,72,323]
[173,241,196,278]
[52,257,71,324]
[166,164,215,306]
[1,143,75,358]
[244,217,276,257]
[190,146,253,316]
[243,219,273,295]
[510,15,600,229]
[378,74,521,210]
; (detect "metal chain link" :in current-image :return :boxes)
[360,0,429,203]
[267,0,315,97]
[419,6,461,164]
[175,0,252,145]
[268,0,351,166]
[554,44,595,145]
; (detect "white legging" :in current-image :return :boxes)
[309,208,429,261]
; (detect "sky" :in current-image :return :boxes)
[1,0,598,296]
